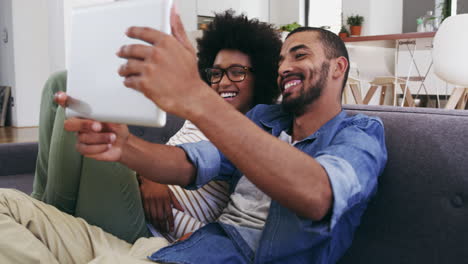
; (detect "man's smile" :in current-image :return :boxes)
[281,74,304,96]
[284,79,302,92]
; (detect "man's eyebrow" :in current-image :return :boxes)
[279,44,310,64]
[289,44,310,53]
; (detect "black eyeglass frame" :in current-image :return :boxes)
[204,66,254,84]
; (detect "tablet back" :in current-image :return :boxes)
[66,0,172,127]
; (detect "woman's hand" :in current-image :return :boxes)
[139,176,184,233]
[53,91,69,107]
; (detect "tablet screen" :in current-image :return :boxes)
[66,0,172,127]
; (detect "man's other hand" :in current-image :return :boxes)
[63,117,130,162]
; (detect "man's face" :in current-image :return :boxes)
[278,32,330,116]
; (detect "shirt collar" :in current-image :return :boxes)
[258,105,293,137]
[259,106,347,143]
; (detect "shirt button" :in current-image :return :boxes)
[451,194,464,208]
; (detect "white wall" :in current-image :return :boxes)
[270,0,304,28]
[343,0,403,35]
[47,0,66,73]
[0,0,53,127]
[369,0,403,35]
[240,0,269,22]
[0,0,15,87]
[10,0,51,127]
[309,0,341,33]
[197,0,240,17]
[175,0,197,32]
[197,0,269,22]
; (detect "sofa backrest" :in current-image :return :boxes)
[128,113,185,144]
[338,105,468,264]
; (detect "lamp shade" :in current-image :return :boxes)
[433,14,468,87]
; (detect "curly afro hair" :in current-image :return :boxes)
[197,10,282,105]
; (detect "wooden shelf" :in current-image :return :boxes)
[343,32,436,42]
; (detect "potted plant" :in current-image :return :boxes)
[279,22,302,40]
[338,26,349,39]
[279,22,301,32]
[347,15,364,36]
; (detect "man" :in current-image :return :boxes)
[0,6,386,264]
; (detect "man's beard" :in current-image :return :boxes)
[282,62,330,116]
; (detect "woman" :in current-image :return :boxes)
[32,10,281,243]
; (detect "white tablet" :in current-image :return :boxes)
[66,0,172,127]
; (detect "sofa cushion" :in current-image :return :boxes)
[0,173,34,194]
[0,142,38,177]
[339,105,468,264]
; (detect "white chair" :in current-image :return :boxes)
[433,14,468,110]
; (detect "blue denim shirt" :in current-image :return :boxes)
[149,104,387,264]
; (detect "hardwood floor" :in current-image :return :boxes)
[0,127,39,144]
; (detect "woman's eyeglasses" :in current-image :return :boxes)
[205,66,254,84]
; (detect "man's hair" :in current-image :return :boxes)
[286,27,350,91]
[197,10,282,105]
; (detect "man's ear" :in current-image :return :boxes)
[332,56,348,79]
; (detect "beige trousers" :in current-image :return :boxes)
[0,189,169,264]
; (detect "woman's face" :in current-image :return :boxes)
[209,49,255,114]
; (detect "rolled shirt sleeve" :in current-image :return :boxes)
[177,140,222,189]
[314,117,387,230]
[316,155,361,229]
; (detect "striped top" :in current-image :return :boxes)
[153,120,230,242]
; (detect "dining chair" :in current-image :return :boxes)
[433,14,468,110]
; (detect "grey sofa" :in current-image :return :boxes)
[1,105,467,263]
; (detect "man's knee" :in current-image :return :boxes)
[0,188,30,214]
[42,71,67,97]
[0,188,27,201]
[48,71,67,92]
